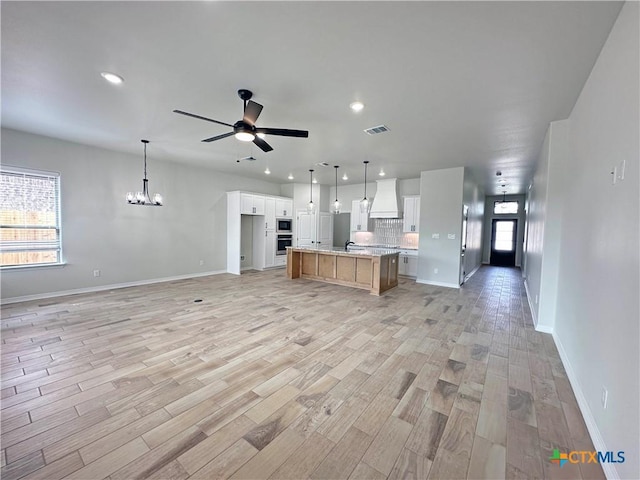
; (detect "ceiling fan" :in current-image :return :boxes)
[173,89,309,152]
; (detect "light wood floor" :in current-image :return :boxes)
[1,266,604,480]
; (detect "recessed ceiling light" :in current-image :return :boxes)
[264,167,271,175]
[350,101,364,112]
[342,173,348,181]
[100,72,124,84]
[288,173,294,180]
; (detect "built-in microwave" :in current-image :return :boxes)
[276,218,292,233]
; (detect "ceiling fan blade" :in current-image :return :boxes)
[173,109,234,128]
[202,131,235,143]
[255,127,309,138]
[253,136,273,152]
[243,100,263,126]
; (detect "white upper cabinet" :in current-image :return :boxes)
[241,193,265,215]
[265,197,276,230]
[403,196,420,233]
[275,198,293,218]
[350,200,371,232]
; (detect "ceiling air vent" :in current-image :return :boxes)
[364,125,390,135]
[316,162,330,167]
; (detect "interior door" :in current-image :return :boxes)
[460,205,469,284]
[490,219,517,266]
[317,212,333,248]
[296,211,315,247]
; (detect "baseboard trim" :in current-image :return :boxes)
[552,332,618,480]
[524,278,553,333]
[1,270,226,305]
[415,278,460,289]
[465,264,481,282]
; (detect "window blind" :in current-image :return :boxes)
[0,167,62,267]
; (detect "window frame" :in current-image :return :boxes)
[1,165,64,270]
[493,200,519,215]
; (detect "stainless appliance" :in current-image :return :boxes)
[276,218,292,233]
[276,234,292,255]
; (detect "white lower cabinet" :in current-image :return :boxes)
[398,250,418,277]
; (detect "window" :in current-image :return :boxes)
[494,200,518,215]
[493,220,515,251]
[1,166,62,268]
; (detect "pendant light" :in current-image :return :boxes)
[360,160,370,213]
[333,165,341,214]
[307,169,315,213]
[126,140,163,206]
[496,190,509,213]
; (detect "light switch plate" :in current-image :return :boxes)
[617,160,626,181]
[448,234,456,240]
[432,233,440,239]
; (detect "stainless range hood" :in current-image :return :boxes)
[369,178,401,218]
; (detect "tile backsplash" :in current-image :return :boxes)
[354,218,419,248]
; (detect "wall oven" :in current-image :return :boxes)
[276,218,292,233]
[276,234,292,256]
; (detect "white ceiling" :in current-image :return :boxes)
[1,1,622,194]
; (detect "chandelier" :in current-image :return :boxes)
[126,140,163,206]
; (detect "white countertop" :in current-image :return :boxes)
[288,246,399,257]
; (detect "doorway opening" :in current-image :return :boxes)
[490,219,517,266]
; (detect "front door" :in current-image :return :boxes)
[490,219,517,266]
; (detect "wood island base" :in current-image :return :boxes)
[286,247,399,295]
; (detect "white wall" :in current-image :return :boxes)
[552,3,638,478]
[524,119,569,331]
[482,194,527,266]
[523,3,639,477]
[523,128,550,326]
[462,169,484,280]
[1,128,282,301]
[417,167,464,288]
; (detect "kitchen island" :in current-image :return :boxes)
[286,246,399,295]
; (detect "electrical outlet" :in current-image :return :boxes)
[601,386,608,409]
[434,268,438,274]
[199,260,204,266]
[93,269,100,277]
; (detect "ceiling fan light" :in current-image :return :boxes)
[235,131,255,142]
[256,132,266,139]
